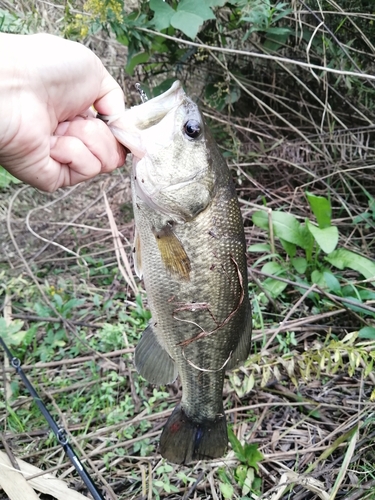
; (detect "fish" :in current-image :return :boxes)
[104,81,252,464]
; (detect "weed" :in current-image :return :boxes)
[153,464,179,495]
[250,191,375,320]
[218,427,263,498]
[2,1,375,498]
[276,330,297,353]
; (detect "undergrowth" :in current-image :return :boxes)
[1,1,375,499]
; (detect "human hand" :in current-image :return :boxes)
[0,33,126,192]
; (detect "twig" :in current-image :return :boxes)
[137,27,375,81]
[11,313,105,329]
[263,283,317,351]
[102,187,138,296]
[251,269,375,315]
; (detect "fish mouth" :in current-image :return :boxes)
[105,81,186,158]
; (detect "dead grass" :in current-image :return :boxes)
[1,159,375,500]
[1,1,375,499]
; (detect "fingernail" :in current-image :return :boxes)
[55,121,70,136]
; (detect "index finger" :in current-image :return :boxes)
[94,68,125,117]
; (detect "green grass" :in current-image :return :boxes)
[1,1,375,498]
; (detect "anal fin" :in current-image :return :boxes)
[135,324,178,385]
[226,308,252,370]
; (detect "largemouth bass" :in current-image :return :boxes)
[106,82,252,464]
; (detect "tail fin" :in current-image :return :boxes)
[159,404,227,464]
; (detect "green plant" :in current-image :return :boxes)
[218,427,263,498]
[276,330,297,353]
[0,317,27,346]
[250,191,375,314]
[0,8,31,33]
[0,165,21,188]
[153,464,179,495]
[150,0,222,41]
[230,329,375,398]
[239,0,292,45]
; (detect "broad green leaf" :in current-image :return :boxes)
[62,298,86,314]
[323,271,341,293]
[219,482,234,499]
[150,0,175,30]
[325,249,375,280]
[359,290,375,300]
[261,262,287,298]
[341,284,358,298]
[0,317,24,336]
[306,191,332,228]
[236,464,248,487]
[243,467,255,495]
[311,270,327,288]
[263,278,288,298]
[0,318,26,346]
[171,11,204,39]
[358,327,375,339]
[271,213,306,248]
[228,426,245,460]
[280,238,296,258]
[53,294,63,307]
[253,210,307,248]
[299,224,314,256]
[306,220,339,254]
[116,34,129,46]
[291,256,307,274]
[125,51,150,76]
[177,0,216,20]
[262,261,285,275]
[248,243,271,253]
[243,443,264,470]
[170,0,216,39]
[0,165,20,187]
[252,210,269,229]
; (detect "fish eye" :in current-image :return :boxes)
[183,120,201,139]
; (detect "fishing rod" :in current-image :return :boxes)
[0,335,105,500]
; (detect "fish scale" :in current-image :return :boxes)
[106,81,252,464]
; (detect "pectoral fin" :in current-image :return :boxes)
[153,225,191,280]
[135,324,178,385]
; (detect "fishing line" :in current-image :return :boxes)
[0,336,105,500]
